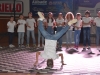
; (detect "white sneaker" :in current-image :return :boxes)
[68,19,77,26]
[9,44,13,48]
[11,44,15,47]
[38,44,40,47]
[0,46,2,49]
[37,11,45,20]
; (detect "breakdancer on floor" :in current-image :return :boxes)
[34,12,77,68]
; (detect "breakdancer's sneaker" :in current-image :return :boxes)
[37,11,45,21]
[68,19,77,26]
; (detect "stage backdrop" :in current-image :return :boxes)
[74,0,100,17]
[30,0,73,16]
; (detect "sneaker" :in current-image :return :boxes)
[74,45,78,50]
[26,44,30,48]
[37,11,45,20]
[18,45,21,48]
[66,45,69,49]
[82,47,86,52]
[9,44,12,48]
[11,44,15,47]
[0,46,2,49]
[33,44,36,48]
[87,47,92,54]
[68,19,77,26]
[87,46,91,50]
[21,45,25,48]
[38,44,40,47]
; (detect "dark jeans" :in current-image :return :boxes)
[8,32,14,44]
[96,26,100,46]
[83,27,91,46]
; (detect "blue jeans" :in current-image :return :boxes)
[96,26,100,46]
[83,27,91,46]
[74,30,81,46]
[18,32,24,45]
[27,30,36,44]
[47,26,54,35]
[38,21,69,40]
[38,29,44,44]
[8,32,14,44]
[57,26,63,46]
[66,30,73,44]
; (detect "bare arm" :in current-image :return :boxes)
[58,53,66,65]
[34,52,41,66]
[26,23,31,28]
[14,22,17,27]
[34,23,37,27]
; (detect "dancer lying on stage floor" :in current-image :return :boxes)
[34,12,77,68]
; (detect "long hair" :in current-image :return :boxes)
[65,12,74,20]
[47,12,54,23]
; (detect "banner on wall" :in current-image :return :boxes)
[0,1,23,14]
[30,0,73,16]
[74,0,100,16]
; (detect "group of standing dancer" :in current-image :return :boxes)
[7,10,100,52]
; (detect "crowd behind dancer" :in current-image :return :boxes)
[5,10,100,53]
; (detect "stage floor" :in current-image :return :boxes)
[0,47,100,75]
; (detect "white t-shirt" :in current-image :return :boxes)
[94,17,100,27]
[7,21,16,32]
[56,18,64,27]
[82,17,91,27]
[17,19,26,32]
[45,19,54,26]
[41,39,59,60]
[26,18,36,30]
[75,19,82,30]
[65,19,73,30]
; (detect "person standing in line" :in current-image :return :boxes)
[45,12,56,35]
[65,12,74,49]
[94,11,100,50]
[74,13,82,50]
[26,12,36,48]
[7,16,16,48]
[56,13,65,48]
[17,14,26,47]
[82,10,92,51]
